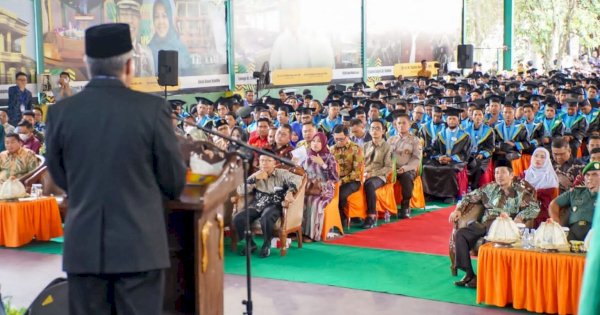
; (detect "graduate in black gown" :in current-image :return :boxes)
[422,107,471,203]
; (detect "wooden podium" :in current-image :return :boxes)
[164,147,244,314]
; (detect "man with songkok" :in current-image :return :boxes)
[465,104,495,190]
[449,160,540,288]
[45,23,186,314]
[330,125,364,223]
[388,113,422,218]
[549,162,599,241]
[0,133,39,183]
[233,152,301,258]
[422,107,471,204]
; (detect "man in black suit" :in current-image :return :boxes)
[45,24,186,315]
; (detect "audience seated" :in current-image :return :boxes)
[449,160,540,288]
[301,132,339,241]
[551,137,585,193]
[422,108,471,204]
[232,151,302,258]
[465,104,495,190]
[330,125,364,223]
[16,120,41,154]
[521,147,559,228]
[362,119,392,228]
[271,124,294,160]
[0,133,40,183]
[388,113,422,218]
[549,162,599,241]
[349,118,371,148]
[248,117,271,148]
[21,110,44,143]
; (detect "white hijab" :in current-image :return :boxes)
[524,147,559,190]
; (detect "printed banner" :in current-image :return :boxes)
[233,0,362,86]
[393,63,438,78]
[366,0,462,79]
[41,0,228,91]
[0,1,37,90]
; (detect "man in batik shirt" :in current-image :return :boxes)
[330,125,364,223]
[0,133,39,183]
[448,160,540,289]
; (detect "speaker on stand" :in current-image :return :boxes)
[158,50,179,99]
[457,44,474,69]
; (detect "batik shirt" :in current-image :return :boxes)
[0,148,39,183]
[330,141,364,184]
[457,179,540,223]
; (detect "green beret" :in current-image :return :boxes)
[582,162,600,175]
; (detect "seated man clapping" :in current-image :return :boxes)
[232,151,302,258]
[549,162,600,241]
[448,160,540,288]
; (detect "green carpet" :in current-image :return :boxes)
[10,240,64,255]
[224,240,479,307]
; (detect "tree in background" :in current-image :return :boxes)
[514,0,600,71]
[465,0,504,70]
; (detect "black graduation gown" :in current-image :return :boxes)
[563,114,587,156]
[466,124,495,187]
[422,128,471,198]
[540,118,565,151]
[419,121,445,159]
[493,122,530,161]
[522,121,544,154]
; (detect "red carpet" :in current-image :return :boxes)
[328,206,456,256]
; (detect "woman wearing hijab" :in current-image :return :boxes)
[521,147,560,227]
[302,132,339,241]
[149,0,192,75]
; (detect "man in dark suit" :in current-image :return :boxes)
[45,23,186,315]
[7,71,33,126]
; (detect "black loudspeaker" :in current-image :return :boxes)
[26,278,68,315]
[158,50,178,86]
[457,44,474,69]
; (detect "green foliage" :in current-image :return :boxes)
[514,0,600,70]
[2,297,26,315]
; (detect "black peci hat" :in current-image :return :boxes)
[85,23,133,58]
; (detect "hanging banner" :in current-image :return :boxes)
[41,0,229,92]
[233,0,362,86]
[366,0,462,79]
[0,1,37,96]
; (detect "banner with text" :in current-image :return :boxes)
[366,0,461,80]
[233,0,362,87]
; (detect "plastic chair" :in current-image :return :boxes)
[376,172,398,218]
[344,166,367,227]
[321,182,344,241]
[511,157,525,178]
[478,159,495,187]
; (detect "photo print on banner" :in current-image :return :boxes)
[41,0,228,92]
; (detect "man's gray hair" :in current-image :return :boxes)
[85,50,132,78]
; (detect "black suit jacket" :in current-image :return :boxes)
[46,78,186,274]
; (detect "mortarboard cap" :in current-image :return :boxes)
[195,96,214,105]
[443,107,463,117]
[348,107,366,118]
[237,106,253,119]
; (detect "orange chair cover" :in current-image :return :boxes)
[576,145,584,159]
[376,174,398,216]
[520,154,532,171]
[0,197,63,247]
[322,182,344,241]
[393,176,425,209]
[511,158,525,178]
[345,186,367,220]
[477,243,585,315]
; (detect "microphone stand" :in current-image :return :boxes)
[196,125,295,315]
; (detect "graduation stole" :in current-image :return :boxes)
[543,117,562,137]
[523,120,539,138]
[563,114,584,133]
[583,110,599,125]
[497,121,522,141]
[426,122,444,144]
[439,127,467,155]
[469,124,492,152]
